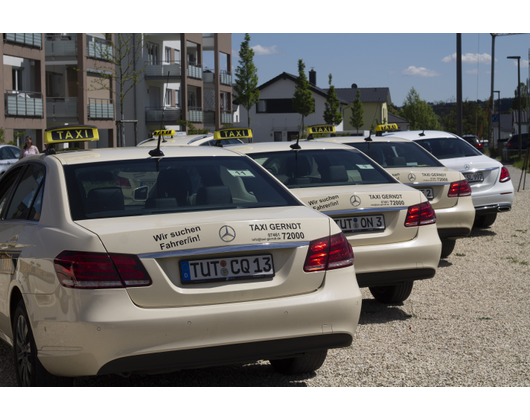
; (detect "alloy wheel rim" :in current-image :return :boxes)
[15,315,32,386]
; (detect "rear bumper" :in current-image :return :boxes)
[347,223,441,286]
[475,203,512,216]
[29,267,362,377]
[434,198,475,239]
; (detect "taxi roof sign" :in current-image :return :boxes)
[307,125,335,135]
[214,128,252,140]
[375,124,398,132]
[45,125,99,144]
[153,129,175,137]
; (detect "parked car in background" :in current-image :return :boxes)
[461,135,485,152]
[384,130,514,228]
[504,132,528,151]
[0,144,21,176]
[314,126,475,258]
[230,135,442,305]
[0,126,362,386]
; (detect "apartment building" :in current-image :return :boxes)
[1,33,46,149]
[121,33,233,145]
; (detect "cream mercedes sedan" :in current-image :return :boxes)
[0,126,361,386]
[229,138,442,306]
[315,127,475,258]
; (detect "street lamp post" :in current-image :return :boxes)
[507,56,522,160]
[494,90,500,150]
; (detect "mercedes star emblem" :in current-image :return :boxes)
[464,164,470,170]
[350,195,361,207]
[219,225,236,242]
[408,173,417,182]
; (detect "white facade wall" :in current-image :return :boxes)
[237,78,344,143]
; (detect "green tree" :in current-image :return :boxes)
[439,100,488,136]
[401,87,440,130]
[233,33,260,137]
[89,34,147,147]
[323,74,342,127]
[349,89,364,134]
[512,82,528,110]
[292,59,315,138]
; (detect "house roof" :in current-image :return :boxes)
[258,72,348,104]
[388,113,409,124]
[333,87,391,105]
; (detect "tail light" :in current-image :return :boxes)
[500,166,511,183]
[54,251,152,289]
[448,179,471,197]
[304,232,354,272]
[405,201,436,227]
[116,176,131,189]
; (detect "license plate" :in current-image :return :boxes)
[180,254,274,284]
[333,214,385,233]
[419,187,434,200]
[464,172,484,183]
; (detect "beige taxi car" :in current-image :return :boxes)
[229,128,442,305]
[315,124,476,258]
[0,126,361,386]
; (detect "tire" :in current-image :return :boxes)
[12,300,73,387]
[270,350,327,375]
[474,213,497,228]
[369,281,414,304]
[440,239,456,258]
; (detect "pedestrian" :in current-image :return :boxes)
[19,136,39,160]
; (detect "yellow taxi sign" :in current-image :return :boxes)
[375,124,398,132]
[307,125,335,135]
[153,129,175,137]
[45,125,99,144]
[214,128,253,140]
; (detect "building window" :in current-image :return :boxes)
[165,47,171,63]
[165,90,172,107]
[12,68,23,91]
[256,99,297,114]
[175,90,180,107]
[274,132,282,142]
[147,43,159,64]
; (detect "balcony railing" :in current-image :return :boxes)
[220,70,232,86]
[221,111,233,124]
[45,35,77,57]
[187,63,203,80]
[145,107,181,124]
[88,98,114,119]
[46,97,78,119]
[188,107,203,123]
[4,33,42,49]
[87,36,113,61]
[145,60,182,78]
[5,91,44,118]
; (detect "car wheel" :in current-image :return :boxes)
[269,350,327,375]
[474,213,497,228]
[440,239,456,258]
[369,282,414,304]
[12,300,73,387]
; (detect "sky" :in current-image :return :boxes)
[230,33,530,107]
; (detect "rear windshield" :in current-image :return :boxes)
[414,137,481,159]
[249,148,398,188]
[346,141,443,168]
[64,156,299,221]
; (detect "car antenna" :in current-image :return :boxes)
[419,130,426,137]
[149,71,171,157]
[290,131,301,150]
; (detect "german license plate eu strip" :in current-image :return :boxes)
[180,254,274,284]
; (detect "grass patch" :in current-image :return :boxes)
[506,257,529,266]
[455,253,466,257]
[478,317,492,321]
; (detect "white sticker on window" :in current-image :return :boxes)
[356,164,374,169]
[227,169,255,177]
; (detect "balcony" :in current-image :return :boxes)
[145,107,181,124]
[4,33,42,49]
[220,70,232,86]
[88,98,114,120]
[145,60,181,80]
[221,111,233,124]
[87,36,113,61]
[187,63,203,80]
[5,91,44,118]
[45,34,77,58]
[188,107,203,123]
[46,97,78,119]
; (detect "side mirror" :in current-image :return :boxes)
[133,186,148,201]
